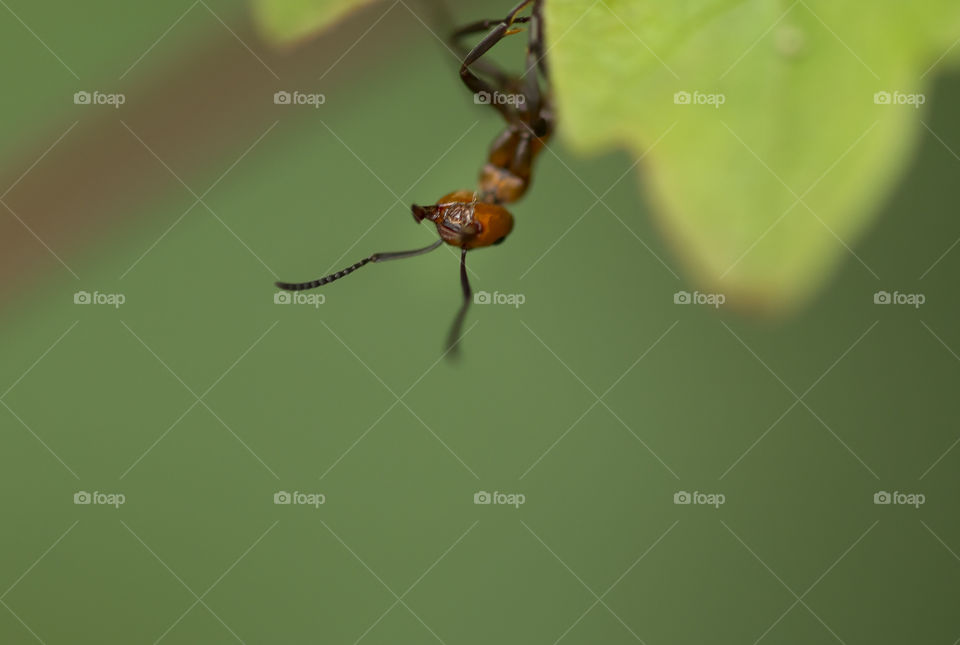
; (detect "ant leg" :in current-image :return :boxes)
[522,2,553,139]
[518,0,548,113]
[445,248,472,356]
[450,16,531,88]
[459,0,533,71]
[459,0,535,120]
[521,47,542,115]
[505,0,536,24]
[531,0,549,79]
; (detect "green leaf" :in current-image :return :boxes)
[546,0,960,311]
[251,0,377,45]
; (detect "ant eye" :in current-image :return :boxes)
[493,236,507,246]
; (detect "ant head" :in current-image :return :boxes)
[412,190,514,249]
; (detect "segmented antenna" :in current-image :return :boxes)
[275,240,443,292]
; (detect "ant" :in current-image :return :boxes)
[276,0,553,355]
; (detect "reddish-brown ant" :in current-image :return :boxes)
[276,0,552,354]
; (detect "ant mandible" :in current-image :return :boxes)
[276,0,553,354]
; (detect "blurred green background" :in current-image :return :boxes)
[1,1,959,643]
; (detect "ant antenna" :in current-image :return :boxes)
[445,247,472,356]
[275,239,443,292]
